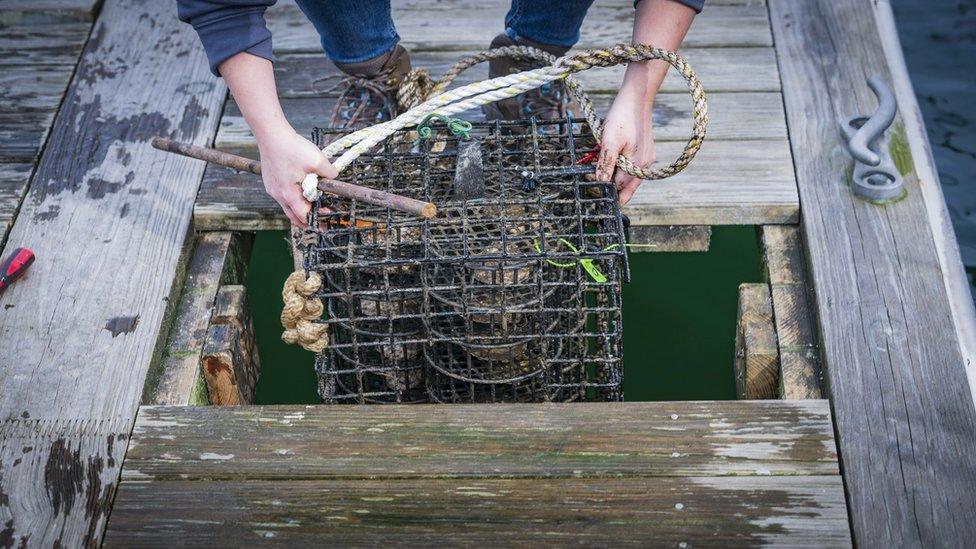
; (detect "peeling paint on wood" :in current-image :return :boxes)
[104,401,849,546]
[0,0,227,545]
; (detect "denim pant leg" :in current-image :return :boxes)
[504,0,595,48]
[295,0,400,63]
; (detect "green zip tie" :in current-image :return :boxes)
[533,238,620,283]
[414,113,473,144]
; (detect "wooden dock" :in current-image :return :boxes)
[105,401,849,546]
[0,0,974,546]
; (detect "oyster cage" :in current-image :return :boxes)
[299,117,630,404]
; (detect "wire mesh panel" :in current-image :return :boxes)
[300,117,629,404]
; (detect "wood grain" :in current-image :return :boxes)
[201,285,261,405]
[214,92,787,154]
[0,111,56,162]
[770,1,976,544]
[272,47,782,97]
[0,23,91,65]
[760,225,821,399]
[627,225,711,252]
[267,1,773,53]
[106,400,849,546]
[122,401,840,480]
[0,1,226,545]
[143,232,253,406]
[0,63,76,111]
[104,476,849,547]
[0,0,100,24]
[734,283,779,399]
[0,163,31,244]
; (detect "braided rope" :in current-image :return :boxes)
[287,43,707,350]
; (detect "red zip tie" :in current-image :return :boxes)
[576,144,601,165]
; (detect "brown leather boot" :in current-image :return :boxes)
[483,33,571,122]
[325,45,412,130]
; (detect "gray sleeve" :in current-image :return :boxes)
[635,0,704,13]
[177,0,277,76]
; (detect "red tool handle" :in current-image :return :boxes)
[0,248,35,294]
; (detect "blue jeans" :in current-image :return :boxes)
[295,0,595,64]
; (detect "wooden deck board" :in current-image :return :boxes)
[267,1,773,53]
[0,23,91,65]
[0,0,227,545]
[272,47,783,96]
[0,163,31,243]
[214,92,787,152]
[0,0,100,24]
[0,64,76,112]
[770,0,976,545]
[105,476,849,547]
[104,400,850,546]
[195,139,797,231]
[122,401,840,480]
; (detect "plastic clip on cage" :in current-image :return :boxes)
[297,116,630,404]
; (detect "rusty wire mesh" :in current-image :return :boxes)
[298,117,629,404]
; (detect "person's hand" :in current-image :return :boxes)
[257,129,338,226]
[595,74,656,205]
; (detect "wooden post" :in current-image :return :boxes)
[734,283,779,399]
[144,231,253,405]
[760,225,822,399]
[201,285,260,405]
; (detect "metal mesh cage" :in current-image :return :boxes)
[299,116,629,404]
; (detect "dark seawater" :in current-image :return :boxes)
[249,228,760,403]
[893,0,976,300]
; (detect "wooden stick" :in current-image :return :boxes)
[151,137,437,219]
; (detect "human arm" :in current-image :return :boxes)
[178,0,337,226]
[596,0,698,205]
[219,53,338,226]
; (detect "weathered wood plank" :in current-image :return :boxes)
[195,139,797,230]
[624,139,797,225]
[627,225,711,252]
[267,1,773,53]
[770,1,976,544]
[273,47,782,97]
[0,163,31,243]
[201,285,260,405]
[0,63,76,111]
[0,0,100,24]
[734,283,778,399]
[0,0,227,545]
[760,225,821,399]
[214,92,787,153]
[143,232,253,406]
[872,0,976,401]
[122,401,839,480]
[104,476,850,547]
[0,111,55,162]
[0,23,91,65]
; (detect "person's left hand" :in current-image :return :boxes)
[595,83,656,205]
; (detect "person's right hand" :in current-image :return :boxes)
[257,130,339,226]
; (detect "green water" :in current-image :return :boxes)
[248,226,762,404]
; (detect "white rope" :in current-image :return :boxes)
[302,65,566,201]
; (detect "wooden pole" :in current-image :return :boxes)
[152,137,437,219]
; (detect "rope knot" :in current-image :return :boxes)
[280,271,328,353]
